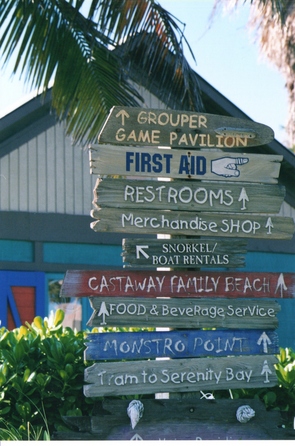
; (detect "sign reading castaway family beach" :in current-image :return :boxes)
[61,270,295,299]
[59,109,295,440]
[98,107,274,149]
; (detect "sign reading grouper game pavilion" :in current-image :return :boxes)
[60,107,295,440]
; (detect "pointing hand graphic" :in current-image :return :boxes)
[211,156,249,177]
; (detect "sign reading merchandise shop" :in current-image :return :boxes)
[58,109,295,441]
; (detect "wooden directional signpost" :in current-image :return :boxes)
[90,145,282,183]
[97,107,274,148]
[94,178,285,213]
[122,237,247,268]
[59,107,295,440]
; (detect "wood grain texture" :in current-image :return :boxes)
[60,270,295,299]
[87,297,280,329]
[89,145,282,183]
[55,398,293,440]
[84,355,278,397]
[94,178,285,213]
[122,237,247,268]
[94,398,286,440]
[90,208,295,239]
[85,329,279,360]
[98,106,274,148]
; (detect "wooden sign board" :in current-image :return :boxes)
[87,297,280,329]
[91,207,294,239]
[122,237,247,268]
[61,270,295,299]
[90,145,282,183]
[94,178,285,214]
[83,398,286,440]
[85,329,279,361]
[98,106,274,148]
[84,355,278,397]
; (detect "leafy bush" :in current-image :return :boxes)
[0,310,97,439]
[2,310,295,437]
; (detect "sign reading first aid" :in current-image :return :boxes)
[98,107,274,148]
[90,145,282,183]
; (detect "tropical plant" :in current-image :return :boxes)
[0,0,203,145]
[0,309,96,439]
[214,0,295,149]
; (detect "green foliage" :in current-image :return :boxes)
[209,347,295,427]
[0,0,202,145]
[2,310,295,436]
[0,310,97,440]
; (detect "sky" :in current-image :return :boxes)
[0,0,289,146]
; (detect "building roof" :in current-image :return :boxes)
[0,76,294,207]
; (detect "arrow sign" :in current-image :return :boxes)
[136,245,149,259]
[123,237,247,269]
[261,359,273,383]
[115,109,130,125]
[266,217,274,234]
[97,301,109,325]
[98,107,274,148]
[275,273,288,297]
[61,270,295,299]
[84,355,278,398]
[87,297,280,329]
[85,329,279,361]
[257,332,272,353]
[90,208,295,240]
[90,145,282,184]
[93,178,285,214]
[238,187,249,210]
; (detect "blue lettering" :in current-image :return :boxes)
[141,153,151,172]
[125,151,173,174]
[126,152,134,171]
[178,155,190,174]
[197,156,206,175]
[163,154,173,174]
[152,153,163,173]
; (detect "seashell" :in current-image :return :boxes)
[236,405,255,423]
[127,400,144,429]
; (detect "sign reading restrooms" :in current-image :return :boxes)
[61,107,295,440]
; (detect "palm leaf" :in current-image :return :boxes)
[0,0,203,144]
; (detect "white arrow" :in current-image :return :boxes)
[265,217,274,235]
[130,433,143,440]
[261,360,272,383]
[115,109,130,125]
[98,301,109,325]
[136,245,150,259]
[275,273,288,297]
[257,332,272,353]
[238,187,249,210]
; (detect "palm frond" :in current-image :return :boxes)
[0,0,203,144]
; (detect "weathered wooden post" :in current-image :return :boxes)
[59,108,295,440]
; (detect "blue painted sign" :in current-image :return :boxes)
[85,329,279,361]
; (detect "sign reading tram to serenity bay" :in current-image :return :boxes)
[97,107,274,148]
[90,145,282,183]
[84,355,278,397]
